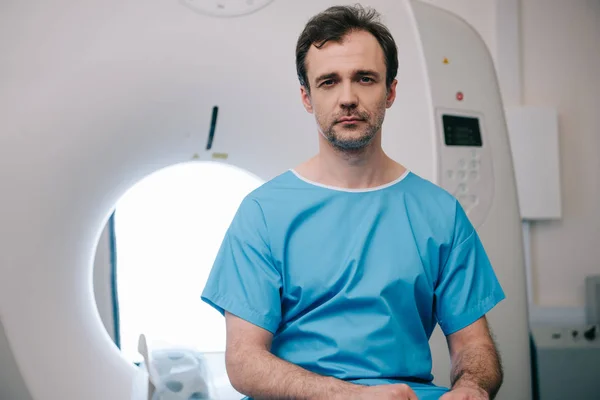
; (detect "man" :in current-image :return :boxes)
[201,5,504,400]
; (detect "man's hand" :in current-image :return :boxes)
[440,386,489,400]
[356,383,418,399]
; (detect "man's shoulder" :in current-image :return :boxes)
[236,170,300,212]
[397,172,467,243]
[244,169,298,199]
[402,171,459,211]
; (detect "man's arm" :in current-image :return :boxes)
[442,316,503,399]
[224,311,361,400]
[223,312,419,400]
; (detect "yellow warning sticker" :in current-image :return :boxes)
[212,153,229,160]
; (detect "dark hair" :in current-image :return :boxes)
[295,4,398,92]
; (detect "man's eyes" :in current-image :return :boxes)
[320,77,374,87]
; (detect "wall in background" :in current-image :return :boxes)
[521,0,600,315]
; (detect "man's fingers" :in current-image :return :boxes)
[406,386,419,400]
[388,383,418,400]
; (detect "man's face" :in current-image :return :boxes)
[300,29,397,152]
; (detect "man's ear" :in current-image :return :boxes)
[386,79,398,108]
[300,85,313,113]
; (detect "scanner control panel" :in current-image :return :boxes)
[437,110,494,228]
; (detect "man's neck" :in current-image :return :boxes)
[295,136,406,190]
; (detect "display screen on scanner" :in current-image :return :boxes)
[443,114,483,147]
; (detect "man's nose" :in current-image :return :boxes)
[339,83,358,109]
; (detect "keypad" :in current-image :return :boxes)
[446,150,482,211]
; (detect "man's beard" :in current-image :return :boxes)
[320,109,384,152]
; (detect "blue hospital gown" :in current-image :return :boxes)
[201,169,505,399]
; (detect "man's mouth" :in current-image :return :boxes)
[337,117,363,123]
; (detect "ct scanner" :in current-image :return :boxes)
[0,0,532,399]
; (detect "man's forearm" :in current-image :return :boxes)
[226,347,362,400]
[450,341,503,399]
